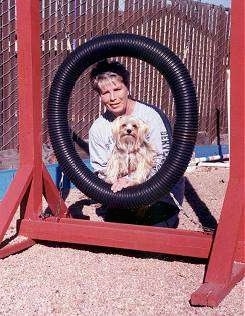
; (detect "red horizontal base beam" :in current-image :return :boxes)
[190,262,245,307]
[19,217,214,258]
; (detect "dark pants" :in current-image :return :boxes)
[104,202,179,228]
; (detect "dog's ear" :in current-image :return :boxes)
[138,120,150,138]
[111,116,122,138]
[135,119,150,149]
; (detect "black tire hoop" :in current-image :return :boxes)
[48,33,198,209]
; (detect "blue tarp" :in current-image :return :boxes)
[0,145,229,199]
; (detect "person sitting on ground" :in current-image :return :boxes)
[88,59,185,227]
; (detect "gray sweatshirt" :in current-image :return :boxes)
[89,101,184,207]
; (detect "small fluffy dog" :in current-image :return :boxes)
[104,115,156,185]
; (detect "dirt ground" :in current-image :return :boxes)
[0,165,244,315]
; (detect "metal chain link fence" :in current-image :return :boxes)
[0,0,230,169]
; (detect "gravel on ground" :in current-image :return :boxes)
[0,165,244,315]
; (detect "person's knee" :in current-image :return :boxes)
[153,211,179,228]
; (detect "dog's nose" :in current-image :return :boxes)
[126,129,132,134]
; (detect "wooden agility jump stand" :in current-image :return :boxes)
[0,0,244,307]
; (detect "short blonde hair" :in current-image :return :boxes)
[90,60,130,93]
[92,72,124,93]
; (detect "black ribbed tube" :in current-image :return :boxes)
[48,33,198,209]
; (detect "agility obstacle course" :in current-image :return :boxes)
[0,0,244,307]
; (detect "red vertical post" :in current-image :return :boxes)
[16,0,43,218]
[203,0,245,283]
[191,0,245,306]
[0,0,68,250]
[229,0,245,177]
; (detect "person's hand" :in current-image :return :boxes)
[111,177,137,192]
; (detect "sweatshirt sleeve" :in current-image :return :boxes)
[147,110,171,175]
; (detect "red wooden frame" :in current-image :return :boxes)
[0,0,244,307]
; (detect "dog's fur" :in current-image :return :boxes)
[104,115,156,185]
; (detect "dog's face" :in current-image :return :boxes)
[105,115,155,184]
[111,115,149,152]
